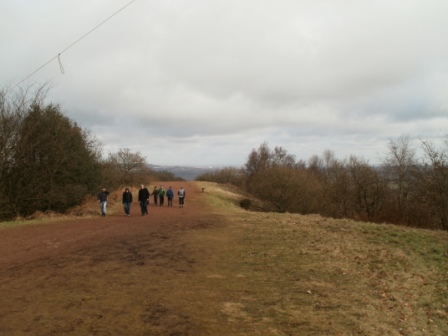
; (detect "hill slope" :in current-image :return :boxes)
[0,181,446,335]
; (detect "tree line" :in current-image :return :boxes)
[0,86,181,221]
[197,137,448,231]
[2,86,446,229]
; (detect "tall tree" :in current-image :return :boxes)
[347,155,386,222]
[413,137,448,230]
[0,87,102,219]
[382,135,416,223]
[244,142,272,177]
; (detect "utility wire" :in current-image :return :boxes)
[6,0,137,94]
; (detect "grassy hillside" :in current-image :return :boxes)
[1,181,446,335]
[199,181,448,335]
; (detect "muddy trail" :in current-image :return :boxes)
[0,182,234,336]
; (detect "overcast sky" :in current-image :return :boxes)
[2,0,448,166]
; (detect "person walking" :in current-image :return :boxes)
[159,186,166,206]
[166,186,174,207]
[178,187,186,208]
[151,186,159,205]
[122,187,133,216]
[97,187,109,216]
[138,184,150,215]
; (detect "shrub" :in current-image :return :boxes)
[239,198,251,210]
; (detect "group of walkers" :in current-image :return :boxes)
[150,186,167,206]
[97,185,186,216]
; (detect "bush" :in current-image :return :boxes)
[0,88,102,219]
[239,198,251,210]
[248,165,322,214]
[196,167,245,187]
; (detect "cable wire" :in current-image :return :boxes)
[6,0,137,94]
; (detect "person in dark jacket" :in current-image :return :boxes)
[166,186,174,207]
[122,187,133,216]
[158,186,166,206]
[138,184,150,215]
[151,186,159,205]
[97,187,109,216]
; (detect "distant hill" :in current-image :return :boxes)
[148,164,221,181]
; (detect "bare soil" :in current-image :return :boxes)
[0,182,232,336]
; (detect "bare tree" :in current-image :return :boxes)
[347,156,387,222]
[271,146,296,167]
[308,154,324,176]
[320,156,353,218]
[413,137,448,230]
[382,135,416,223]
[244,142,272,177]
[103,148,151,188]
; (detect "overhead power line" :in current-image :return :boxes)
[6,0,137,94]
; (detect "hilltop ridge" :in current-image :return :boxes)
[148,163,227,180]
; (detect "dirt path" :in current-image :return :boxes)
[0,182,201,269]
[0,181,231,336]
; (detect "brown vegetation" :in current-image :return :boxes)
[198,138,448,231]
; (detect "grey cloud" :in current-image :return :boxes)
[2,0,448,166]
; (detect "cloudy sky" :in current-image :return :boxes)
[2,0,448,166]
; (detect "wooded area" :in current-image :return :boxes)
[197,139,448,231]
[0,86,181,220]
[2,86,447,230]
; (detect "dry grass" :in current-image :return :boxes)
[1,187,130,229]
[196,182,448,335]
